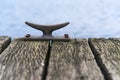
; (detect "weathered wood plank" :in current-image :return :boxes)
[89,38,120,80]
[46,39,104,80]
[0,39,48,80]
[0,36,11,54]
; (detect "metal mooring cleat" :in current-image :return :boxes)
[19,21,70,41]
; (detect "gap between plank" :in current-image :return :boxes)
[88,39,113,80]
[42,40,53,80]
[0,37,11,54]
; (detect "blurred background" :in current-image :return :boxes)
[0,0,120,39]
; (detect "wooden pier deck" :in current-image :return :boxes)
[0,36,120,80]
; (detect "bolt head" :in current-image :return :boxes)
[25,34,31,38]
[64,34,69,38]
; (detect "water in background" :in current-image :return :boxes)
[0,0,120,38]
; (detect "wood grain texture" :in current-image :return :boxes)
[0,39,48,80]
[0,36,11,54]
[46,39,104,80]
[89,38,120,80]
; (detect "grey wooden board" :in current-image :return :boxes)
[46,39,104,80]
[89,38,120,80]
[0,36,11,54]
[0,39,48,80]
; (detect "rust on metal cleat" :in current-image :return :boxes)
[19,21,70,41]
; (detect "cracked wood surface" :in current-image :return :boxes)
[0,36,11,54]
[46,39,104,80]
[0,39,48,80]
[89,38,120,80]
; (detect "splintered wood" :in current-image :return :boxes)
[0,39,48,80]
[46,39,104,80]
[89,38,120,80]
[0,36,11,54]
